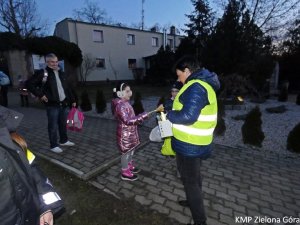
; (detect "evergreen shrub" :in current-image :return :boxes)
[241,106,265,147]
[296,93,300,105]
[95,89,106,113]
[278,82,289,102]
[287,123,300,153]
[132,91,144,115]
[80,90,92,112]
[214,99,226,136]
[217,98,226,118]
[214,117,226,136]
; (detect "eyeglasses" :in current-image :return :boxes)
[48,60,58,64]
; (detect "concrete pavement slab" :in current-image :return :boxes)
[13,105,151,180]
[91,142,300,225]
[6,89,300,225]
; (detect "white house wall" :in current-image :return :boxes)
[55,19,183,81]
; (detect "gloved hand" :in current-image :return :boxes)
[148,104,164,117]
[155,104,164,113]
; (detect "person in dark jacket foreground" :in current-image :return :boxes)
[167,56,220,225]
[0,106,64,225]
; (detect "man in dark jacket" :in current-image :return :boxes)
[167,56,220,225]
[0,106,64,225]
[27,53,76,153]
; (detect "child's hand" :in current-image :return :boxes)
[147,104,164,117]
[155,104,164,112]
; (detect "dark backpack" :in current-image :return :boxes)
[27,69,48,101]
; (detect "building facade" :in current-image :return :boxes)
[54,18,184,82]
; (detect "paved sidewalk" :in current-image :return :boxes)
[14,105,151,179]
[7,90,300,225]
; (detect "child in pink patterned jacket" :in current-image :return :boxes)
[111,82,163,181]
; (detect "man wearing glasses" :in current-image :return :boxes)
[27,53,76,153]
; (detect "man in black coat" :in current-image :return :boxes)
[27,53,76,153]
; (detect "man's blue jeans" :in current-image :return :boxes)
[46,105,69,148]
[176,153,206,224]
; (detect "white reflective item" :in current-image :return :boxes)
[149,126,163,142]
[157,112,173,138]
[173,124,215,136]
[158,120,173,138]
[42,192,61,205]
[197,114,217,122]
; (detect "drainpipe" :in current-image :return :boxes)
[163,29,166,50]
[73,20,81,83]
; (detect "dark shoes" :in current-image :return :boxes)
[182,200,207,225]
[178,200,189,207]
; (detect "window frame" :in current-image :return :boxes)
[128,58,137,69]
[127,34,135,45]
[152,37,159,47]
[93,30,104,43]
[96,58,106,69]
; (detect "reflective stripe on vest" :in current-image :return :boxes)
[26,148,35,164]
[42,192,62,205]
[172,79,217,145]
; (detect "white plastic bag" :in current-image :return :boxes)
[149,125,163,142]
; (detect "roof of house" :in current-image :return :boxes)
[54,18,185,37]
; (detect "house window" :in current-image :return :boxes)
[96,58,105,68]
[167,39,173,48]
[93,30,104,42]
[127,34,135,45]
[152,37,159,47]
[128,59,136,69]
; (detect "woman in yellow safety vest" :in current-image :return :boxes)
[166,56,220,225]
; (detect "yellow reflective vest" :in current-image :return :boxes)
[26,148,35,164]
[172,79,218,145]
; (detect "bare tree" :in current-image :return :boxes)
[73,0,107,24]
[213,0,300,34]
[80,53,96,84]
[0,0,47,37]
[247,0,299,32]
